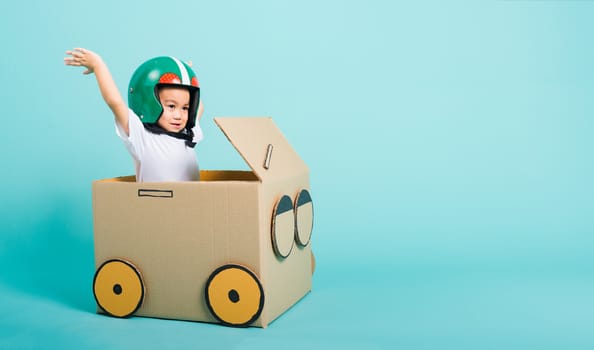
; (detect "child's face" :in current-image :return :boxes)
[157,87,190,132]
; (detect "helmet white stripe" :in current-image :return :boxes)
[170,56,190,84]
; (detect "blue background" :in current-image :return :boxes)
[1,1,593,349]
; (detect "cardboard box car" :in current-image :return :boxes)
[92,117,314,328]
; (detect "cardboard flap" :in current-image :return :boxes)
[214,117,308,182]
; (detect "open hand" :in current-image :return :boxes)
[64,48,102,75]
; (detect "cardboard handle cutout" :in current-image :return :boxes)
[138,189,174,198]
[263,144,273,170]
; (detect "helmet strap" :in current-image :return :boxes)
[143,123,197,148]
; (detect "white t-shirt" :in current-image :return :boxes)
[115,109,203,182]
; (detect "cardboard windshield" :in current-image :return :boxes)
[214,117,308,182]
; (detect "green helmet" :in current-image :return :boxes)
[128,56,200,130]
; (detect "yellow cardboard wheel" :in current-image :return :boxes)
[93,259,144,318]
[205,264,264,327]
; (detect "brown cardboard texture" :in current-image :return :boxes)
[92,117,313,328]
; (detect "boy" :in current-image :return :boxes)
[64,48,204,182]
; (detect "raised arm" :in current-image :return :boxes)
[64,48,130,135]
